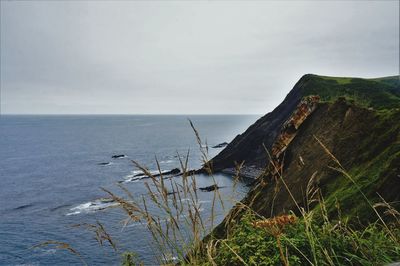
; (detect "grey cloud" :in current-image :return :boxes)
[1,1,398,114]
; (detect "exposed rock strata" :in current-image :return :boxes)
[205,74,400,241]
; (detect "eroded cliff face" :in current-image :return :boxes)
[210,74,400,175]
[208,74,400,241]
[219,95,320,179]
[210,75,314,172]
[209,98,400,242]
[243,98,399,220]
[269,95,320,174]
[271,96,320,157]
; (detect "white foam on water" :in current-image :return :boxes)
[160,160,174,164]
[42,248,57,255]
[122,176,144,183]
[198,200,211,204]
[125,222,143,228]
[123,169,174,182]
[66,198,119,216]
[175,198,211,204]
[123,170,144,179]
[163,255,179,263]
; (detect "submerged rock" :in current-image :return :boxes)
[13,203,34,210]
[199,184,222,192]
[165,168,181,175]
[133,168,181,178]
[112,154,126,159]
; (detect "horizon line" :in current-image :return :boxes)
[0,113,262,116]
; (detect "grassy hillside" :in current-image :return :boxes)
[197,74,400,265]
[212,74,400,219]
[301,74,400,109]
[207,74,400,223]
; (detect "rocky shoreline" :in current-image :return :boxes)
[220,166,264,179]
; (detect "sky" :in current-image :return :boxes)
[1,1,399,115]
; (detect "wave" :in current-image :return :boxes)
[160,159,174,164]
[121,169,178,183]
[120,176,145,183]
[38,248,58,256]
[135,169,170,176]
[66,198,119,216]
[123,170,144,179]
[121,170,151,183]
[50,203,72,212]
[163,255,179,264]
[176,198,211,204]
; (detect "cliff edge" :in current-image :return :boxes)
[210,74,400,225]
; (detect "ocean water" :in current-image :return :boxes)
[0,115,258,265]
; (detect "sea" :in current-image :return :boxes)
[0,115,259,265]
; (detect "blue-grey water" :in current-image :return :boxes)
[0,115,258,265]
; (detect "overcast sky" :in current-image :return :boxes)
[1,1,399,114]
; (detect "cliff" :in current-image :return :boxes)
[210,74,400,227]
[210,74,400,177]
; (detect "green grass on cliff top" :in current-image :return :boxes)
[301,74,400,110]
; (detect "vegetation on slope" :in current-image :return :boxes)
[200,74,400,265]
[205,211,400,266]
[301,74,400,109]
[200,126,400,265]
